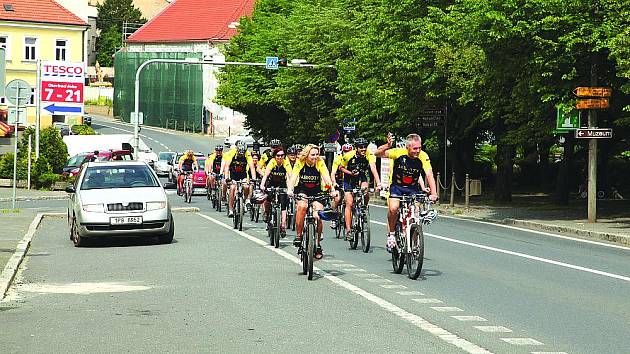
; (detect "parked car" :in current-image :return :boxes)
[154,151,175,176]
[191,157,207,194]
[167,152,204,185]
[65,160,173,246]
[82,115,92,126]
[53,122,71,136]
[62,152,90,178]
[223,130,261,148]
[62,150,134,179]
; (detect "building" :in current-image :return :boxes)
[54,0,98,65]
[116,0,254,135]
[0,0,88,127]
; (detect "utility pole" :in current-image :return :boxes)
[587,56,598,223]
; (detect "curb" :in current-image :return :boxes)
[0,196,68,202]
[369,198,630,247]
[0,212,64,300]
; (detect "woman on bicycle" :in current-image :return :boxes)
[260,147,292,236]
[288,144,336,260]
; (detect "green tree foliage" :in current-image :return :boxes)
[217,0,630,201]
[95,0,145,66]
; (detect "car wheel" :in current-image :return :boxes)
[159,218,174,244]
[71,216,87,247]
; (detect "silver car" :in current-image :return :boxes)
[66,161,174,246]
[154,151,175,176]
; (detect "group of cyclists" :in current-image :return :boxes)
[174,132,439,261]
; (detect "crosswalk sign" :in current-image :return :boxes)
[266,57,279,70]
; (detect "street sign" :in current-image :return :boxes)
[265,56,279,70]
[556,106,580,130]
[8,108,27,124]
[575,128,613,139]
[5,79,32,106]
[573,87,612,98]
[418,106,446,128]
[40,60,85,115]
[131,112,144,124]
[323,142,337,153]
[575,98,609,110]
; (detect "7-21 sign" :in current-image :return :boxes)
[41,81,83,103]
[40,61,85,115]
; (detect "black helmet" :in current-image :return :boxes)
[215,145,224,151]
[354,137,368,147]
[287,146,298,155]
[237,145,247,154]
[270,139,281,148]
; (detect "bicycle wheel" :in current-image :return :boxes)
[268,209,275,246]
[361,209,371,253]
[407,224,425,280]
[207,185,211,201]
[392,222,405,274]
[216,188,222,212]
[250,202,255,221]
[349,211,359,250]
[301,239,308,275]
[186,182,192,203]
[233,199,239,229]
[335,206,343,239]
[255,205,261,223]
[273,207,281,248]
[238,197,244,231]
[307,222,316,280]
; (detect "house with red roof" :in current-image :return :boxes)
[113,0,255,135]
[0,0,88,130]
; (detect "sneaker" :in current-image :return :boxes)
[330,220,337,229]
[293,235,302,247]
[386,234,396,253]
[315,246,323,260]
[246,201,252,212]
[228,210,234,218]
[280,228,286,238]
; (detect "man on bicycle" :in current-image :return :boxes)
[260,147,292,237]
[338,138,382,240]
[286,145,298,169]
[205,145,224,195]
[329,143,353,229]
[258,139,282,172]
[223,142,257,218]
[375,133,437,252]
[287,144,336,260]
[177,150,199,195]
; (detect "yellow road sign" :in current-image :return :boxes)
[575,98,609,110]
[573,87,612,98]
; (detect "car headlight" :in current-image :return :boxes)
[82,203,104,213]
[146,201,167,211]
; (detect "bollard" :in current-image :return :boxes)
[450,172,455,207]
[436,172,441,204]
[465,174,470,209]
[27,135,32,190]
[184,121,187,133]
[175,121,178,131]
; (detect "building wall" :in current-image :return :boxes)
[0,21,86,127]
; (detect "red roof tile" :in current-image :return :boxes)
[0,0,87,26]
[127,0,254,43]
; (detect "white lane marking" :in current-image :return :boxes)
[452,316,487,322]
[531,352,568,354]
[321,259,345,263]
[95,122,171,150]
[413,298,443,304]
[94,119,179,137]
[380,284,407,289]
[397,291,424,296]
[17,282,150,294]
[500,338,544,346]
[338,264,355,267]
[369,203,630,251]
[196,212,493,354]
[474,326,512,333]
[370,220,630,282]
[431,307,464,312]
[342,268,366,272]
[367,278,392,283]
[354,273,381,278]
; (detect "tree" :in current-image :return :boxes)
[95,0,145,67]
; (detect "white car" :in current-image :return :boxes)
[223,130,259,148]
[65,160,174,246]
[154,151,175,176]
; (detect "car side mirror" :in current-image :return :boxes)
[168,161,173,166]
[65,185,76,193]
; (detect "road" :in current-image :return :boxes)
[1,120,628,353]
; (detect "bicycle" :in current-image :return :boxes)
[293,194,330,280]
[266,187,287,248]
[334,187,346,240]
[182,171,194,203]
[390,192,437,280]
[346,187,371,252]
[250,179,261,223]
[286,197,296,231]
[207,173,223,212]
[228,179,246,231]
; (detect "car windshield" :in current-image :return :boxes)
[80,165,160,190]
[159,152,174,161]
[66,154,87,167]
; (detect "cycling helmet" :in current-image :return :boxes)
[395,139,406,148]
[293,144,304,151]
[185,149,194,156]
[270,139,281,148]
[354,137,368,147]
[342,143,353,152]
[287,146,298,155]
[318,208,339,221]
[236,144,247,154]
[250,190,267,205]
[215,145,224,151]
[251,152,260,160]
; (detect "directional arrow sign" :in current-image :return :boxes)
[44,103,83,114]
[573,87,612,97]
[575,128,613,139]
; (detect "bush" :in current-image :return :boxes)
[0,153,30,180]
[36,173,61,189]
[71,124,96,135]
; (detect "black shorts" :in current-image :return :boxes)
[295,186,321,197]
[266,191,288,210]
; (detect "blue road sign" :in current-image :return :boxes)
[44,103,82,114]
[266,56,279,70]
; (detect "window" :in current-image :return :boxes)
[24,37,37,60]
[0,36,8,57]
[28,88,35,105]
[55,39,67,61]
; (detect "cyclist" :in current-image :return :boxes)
[260,147,292,236]
[177,150,199,195]
[205,145,225,196]
[286,145,298,169]
[375,133,437,252]
[287,144,337,260]
[337,138,382,239]
[329,143,353,229]
[223,142,257,218]
[258,139,282,171]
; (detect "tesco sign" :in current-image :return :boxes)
[43,64,84,75]
[41,61,85,84]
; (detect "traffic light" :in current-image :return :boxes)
[278,58,287,67]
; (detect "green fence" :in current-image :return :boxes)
[114,51,204,132]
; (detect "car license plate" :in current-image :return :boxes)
[110,216,143,225]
